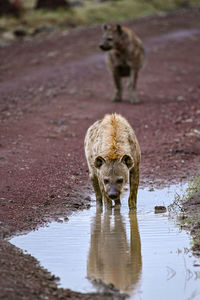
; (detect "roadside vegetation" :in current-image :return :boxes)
[0,0,200,38]
[174,178,200,256]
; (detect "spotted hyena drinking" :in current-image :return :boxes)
[99,23,145,103]
[84,113,141,209]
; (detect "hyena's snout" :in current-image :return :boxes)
[99,40,112,51]
[107,185,120,200]
[99,43,109,51]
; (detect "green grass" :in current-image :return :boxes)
[179,177,200,255]
[186,177,200,199]
[77,1,157,24]
[1,0,200,34]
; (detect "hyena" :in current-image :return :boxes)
[99,23,145,103]
[84,113,141,209]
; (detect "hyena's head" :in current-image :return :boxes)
[99,23,123,51]
[94,155,133,201]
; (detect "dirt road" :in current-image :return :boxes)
[0,8,200,299]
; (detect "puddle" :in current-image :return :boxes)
[10,184,200,299]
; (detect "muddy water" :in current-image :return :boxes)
[10,184,200,299]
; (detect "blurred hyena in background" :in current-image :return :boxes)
[99,23,145,103]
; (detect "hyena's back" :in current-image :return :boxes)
[85,113,140,165]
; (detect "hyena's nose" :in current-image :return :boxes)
[108,187,118,200]
[99,43,105,50]
[109,193,118,200]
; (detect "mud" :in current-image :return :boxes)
[0,7,200,299]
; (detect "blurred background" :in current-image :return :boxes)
[1,0,200,42]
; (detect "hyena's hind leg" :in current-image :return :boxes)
[112,69,122,102]
[90,173,103,205]
[129,69,140,104]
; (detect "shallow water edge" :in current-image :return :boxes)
[10,184,200,299]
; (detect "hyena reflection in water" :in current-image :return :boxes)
[87,207,142,292]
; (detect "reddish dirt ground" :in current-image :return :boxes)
[0,8,200,299]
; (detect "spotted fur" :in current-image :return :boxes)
[84,113,141,209]
[99,23,145,103]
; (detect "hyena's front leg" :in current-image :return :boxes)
[112,69,122,102]
[90,173,103,205]
[129,69,140,104]
[128,167,140,209]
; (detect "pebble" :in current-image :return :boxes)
[2,32,16,41]
[154,206,167,214]
[176,95,185,102]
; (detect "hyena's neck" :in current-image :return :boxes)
[115,42,127,53]
[114,31,130,53]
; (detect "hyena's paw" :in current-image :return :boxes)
[114,199,121,209]
[96,196,103,205]
[104,197,113,209]
[130,96,140,104]
[112,96,122,102]
[130,89,140,104]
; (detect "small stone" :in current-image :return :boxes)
[47,51,58,58]
[177,95,185,102]
[2,32,16,42]
[194,129,200,137]
[154,206,167,214]
[184,118,193,123]
[193,263,200,267]
[57,219,63,223]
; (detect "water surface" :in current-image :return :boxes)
[10,184,200,299]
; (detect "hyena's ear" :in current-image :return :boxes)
[116,24,123,35]
[94,156,106,169]
[121,155,133,169]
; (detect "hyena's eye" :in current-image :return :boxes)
[104,179,109,185]
[116,178,123,184]
[107,38,113,42]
